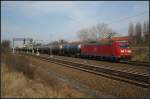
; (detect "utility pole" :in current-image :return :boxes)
[50,44,53,57]
[12,39,15,53]
[49,34,53,57]
[34,39,43,56]
[30,39,34,54]
[36,48,39,56]
[32,44,34,54]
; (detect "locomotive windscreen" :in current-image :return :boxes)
[120,43,129,48]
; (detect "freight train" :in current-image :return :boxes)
[17,40,132,62]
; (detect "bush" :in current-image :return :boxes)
[1,40,11,53]
[3,54,34,79]
[13,55,34,79]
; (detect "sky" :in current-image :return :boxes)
[1,1,149,45]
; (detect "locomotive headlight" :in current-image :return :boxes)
[78,44,81,48]
[120,50,124,53]
[128,50,131,53]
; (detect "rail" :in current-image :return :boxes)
[126,61,149,66]
[20,53,149,88]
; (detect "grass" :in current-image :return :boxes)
[131,47,149,62]
[2,53,34,79]
[1,53,87,98]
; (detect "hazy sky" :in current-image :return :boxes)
[1,1,149,43]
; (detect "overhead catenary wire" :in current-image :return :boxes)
[66,11,148,38]
[108,11,148,25]
[68,11,148,26]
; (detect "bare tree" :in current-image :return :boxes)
[78,28,89,42]
[146,21,149,42]
[135,22,142,45]
[1,40,11,53]
[78,23,116,42]
[128,22,135,45]
[88,26,98,41]
[142,21,147,42]
[93,23,116,40]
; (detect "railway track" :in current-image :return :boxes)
[54,54,149,67]
[84,57,149,66]
[20,53,149,88]
[126,61,149,66]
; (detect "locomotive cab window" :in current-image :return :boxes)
[120,43,129,48]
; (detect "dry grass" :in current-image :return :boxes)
[131,47,149,62]
[2,53,34,79]
[1,63,61,98]
[1,53,88,98]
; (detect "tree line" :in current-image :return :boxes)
[1,40,11,53]
[128,21,149,46]
[77,23,117,43]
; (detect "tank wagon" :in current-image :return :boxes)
[59,44,80,56]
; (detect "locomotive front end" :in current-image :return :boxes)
[118,41,132,60]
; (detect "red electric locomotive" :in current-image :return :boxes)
[80,41,132,61]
